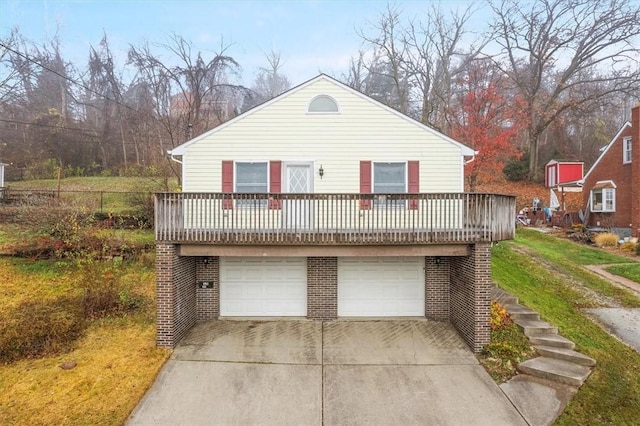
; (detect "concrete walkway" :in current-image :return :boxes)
[584,264,640,295]
[127,320,527,426]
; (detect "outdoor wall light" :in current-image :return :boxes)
[319,165,324,179]
[202,257,210,264]
[435,256,442,265]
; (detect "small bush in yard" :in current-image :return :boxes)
[0,296,86,363]
[76,258,143,318]
[490,301,513,330]
[619,242,637,253]
[594,232,619,247]
[480,301,537,383]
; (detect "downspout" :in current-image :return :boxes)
[169,151,183,165]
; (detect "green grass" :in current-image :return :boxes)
[514,229,640,307]
[493,236,640,424]
[605,264,640,284]
[515,229,632,265]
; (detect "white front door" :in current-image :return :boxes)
[284,162,314,229]
[220,257,307,316]
[338,257,425,317]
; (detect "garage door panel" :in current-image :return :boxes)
[220,257,306,317]
[338,257,424,317]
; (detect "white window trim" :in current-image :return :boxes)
[590,186,616,213]
[372,161,408,208]
[623,136,632,164]
[307,94,340,114]
[234,161,270,208]
[372,161,408,193]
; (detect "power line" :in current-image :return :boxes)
[0,41,145,116]
[0,118,146,146]
[0,117,96,133]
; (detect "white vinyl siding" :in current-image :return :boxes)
[623,137,632,164]
[181,78,464,193]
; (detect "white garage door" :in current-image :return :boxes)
[338,257,424,317]
[220,257,307,316]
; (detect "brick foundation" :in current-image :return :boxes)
[307,257,338,320]
[156,243,197,348]
[449,244,492,353]
[156,249,493,352]
[425,256,450,321]
[196,257,220,321]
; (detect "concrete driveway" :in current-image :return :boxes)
[127,320,527,425]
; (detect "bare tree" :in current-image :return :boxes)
[128,35,247,182]
[490,0,640,180]
[357,5,411,114]
[249,50,291,106]
[355,4,489,130]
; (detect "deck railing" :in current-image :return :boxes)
[155,192,516,244]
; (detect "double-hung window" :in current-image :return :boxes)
[623,137,632,164]
[373,162,406,207]
[235,162,268,208]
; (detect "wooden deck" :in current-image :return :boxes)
[155,192,516,245]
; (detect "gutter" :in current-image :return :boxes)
[168,150,183,165]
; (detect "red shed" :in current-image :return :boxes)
[545,160,584,187]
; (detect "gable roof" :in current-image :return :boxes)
[169,73,475,157]
[582,121,631,183]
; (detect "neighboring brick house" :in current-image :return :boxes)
[582,105,640,237]
[154,74,515,353]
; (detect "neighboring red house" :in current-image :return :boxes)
[545,160,583,188]
[582,104,640,237]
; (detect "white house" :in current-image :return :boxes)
[155,74,515,353]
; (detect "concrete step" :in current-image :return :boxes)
[518,357,592,387]
[535,345,596,367]
[492,289,518,305]
[527,334,575,350]
[516,319,558,336]
[504,304,540,321]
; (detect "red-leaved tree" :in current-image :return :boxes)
[449,60,526,191]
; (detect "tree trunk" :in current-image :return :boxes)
[119,123,127,173]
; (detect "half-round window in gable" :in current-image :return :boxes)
[308,95,339,113]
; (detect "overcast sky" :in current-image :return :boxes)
[0,0,488,85]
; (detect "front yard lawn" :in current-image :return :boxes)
[493,231,640,424]
[0,256,169,425]
[604,263,640,284]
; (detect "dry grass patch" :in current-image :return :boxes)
[0,316,169,425]
[0,255,168,424]
[594,232,620,248]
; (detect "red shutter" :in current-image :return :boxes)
[408,160,419,210]
[221,160,234,209]
[269,161,282,210]
[360,160,372,210]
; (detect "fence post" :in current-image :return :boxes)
[100,192,103,213]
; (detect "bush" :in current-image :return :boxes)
[490,301,513,330]
[503,152,530,182]
[636,243,640,256]
[620,242,637,253]
[594,232,619,247]
[0,296,85,363]
[76,258,143,318]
